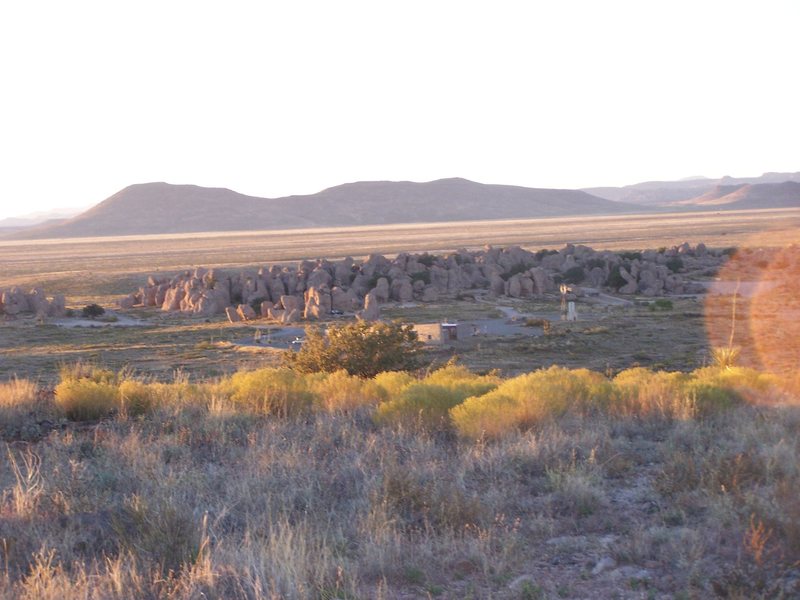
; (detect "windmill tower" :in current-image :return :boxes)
[560,284,570,320]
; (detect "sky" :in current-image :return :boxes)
[0,1,798,220]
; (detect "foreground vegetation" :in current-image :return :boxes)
[1,362,799,598]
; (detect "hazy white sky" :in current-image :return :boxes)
[0,1,797,219]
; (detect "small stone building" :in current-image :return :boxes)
[413,322,460,345]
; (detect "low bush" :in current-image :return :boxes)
[562,266,586,284]
[612,368,690,418]
[375,365,499,429]
[118,379,156,417]
[451,367,612,439]
[54,379,119,421]
[222,367,314,417]
[686,366,775,412]
[376,383,470,430]
[81,303,106,319]
[373,370,415,400]
[308,369,382,412]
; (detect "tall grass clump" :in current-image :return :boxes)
[375,364,499,429]
[220,367,314,417]
[1,379,57,437]
[451,366,612,439]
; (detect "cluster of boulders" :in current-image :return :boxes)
[1,287,66,319]
[118,242,724,322]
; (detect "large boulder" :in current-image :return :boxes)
[237,303,257,321]
[357,290,380,321]
[304,285,332,320]
[489,274,505,296]
[161,287,184,312]
[331,286,358,312]
[225,306,241,323]
[1,288,28,315]
[281,295,301,313]
[118,294,137,309]
[506,274,522,298]
[391,277,414,303]
[282,308,300,324]
[618,267,638,295]
[373,277,390,303]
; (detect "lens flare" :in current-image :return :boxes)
[704,231,800,382]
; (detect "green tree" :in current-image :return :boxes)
[284,320,423,378]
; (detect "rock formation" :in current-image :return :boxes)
[0,287,66,318]
[117,242,722,322]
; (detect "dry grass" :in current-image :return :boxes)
[1,363,799,597]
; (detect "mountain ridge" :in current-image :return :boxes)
[9,178,642,239]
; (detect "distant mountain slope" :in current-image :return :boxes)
[10,178,640,239]
[674,181,800,209]
[584,172,800,206]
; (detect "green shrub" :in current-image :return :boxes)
[81,303,105,319]
[605,265,626,290]
[416,253,435,267]
[648,299,673,311]
[586,258,607,270]
[284,320,423,378]
[666,257,684,273]
[54,379,119,421]
[223,368,314,417]
[410,271,431,285]
[562,266,586,284]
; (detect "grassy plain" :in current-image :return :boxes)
[2,208,799,302]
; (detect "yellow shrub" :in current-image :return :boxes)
[373,371,416,400]
[422,364,500,399]
[375,382,470,429]
[451,366,612,439]
[55,379,119,421]
[118,380,156,417]
[612,368,690,417]
[685,366,776,413]
[374,365,500,430]
[309,369,382,412]
[224,368,314,417]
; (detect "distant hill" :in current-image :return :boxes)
[0,207,83,229]
[9,178,641,239]
[584,172,800,206]
[673,181,800,209]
